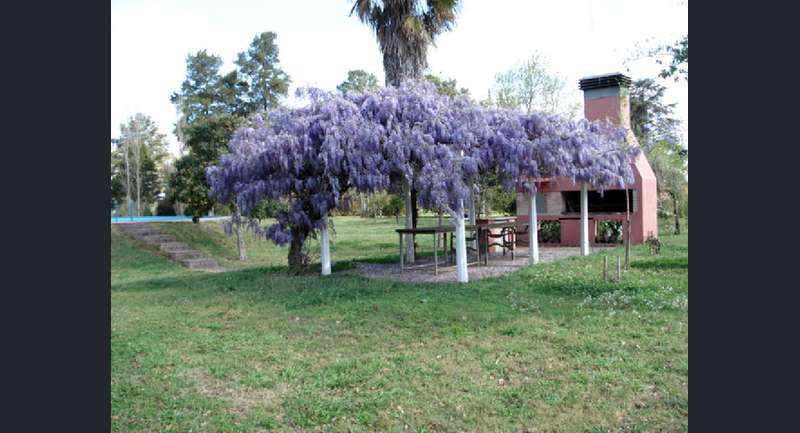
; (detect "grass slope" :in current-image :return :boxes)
[112,218,688,433]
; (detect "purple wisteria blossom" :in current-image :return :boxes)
[207,81,635,270]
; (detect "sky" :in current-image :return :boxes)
[111,0,688,157]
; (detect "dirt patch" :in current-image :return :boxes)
[186,367,286,416]
[351,246,613,283]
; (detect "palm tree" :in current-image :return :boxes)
[351,1,461,262]
[350,0,461,86]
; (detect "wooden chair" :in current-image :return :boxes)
[487,227,515,260]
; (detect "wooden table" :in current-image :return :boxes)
[395,220,530,273]
[396,226,454,275]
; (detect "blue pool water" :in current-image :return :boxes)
[111,215,195,223]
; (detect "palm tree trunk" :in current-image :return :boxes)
[382,42,425,87]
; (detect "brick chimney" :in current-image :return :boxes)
[578,72,659,243]
[579,72,633,130]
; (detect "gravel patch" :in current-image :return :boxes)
[352,245,616,283]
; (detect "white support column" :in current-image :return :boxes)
[452,203,469,283]
[404,181,415,263]
[320,215,331,275]
[528,182,539,265]
[580,183,590,256]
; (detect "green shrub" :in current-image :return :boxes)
[539,220,560,243]
[596,220,622,244]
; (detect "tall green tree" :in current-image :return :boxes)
[171,50,240,222]
[170,115,243,221]
[111,114,169,215]
[629,78,682,151]
[170,50,225,123]
[492,52,579,117]
[170,32,291,240]
[648,139,687,234]
[235,32,291,112]
[629,79,687,234]
[425,73,469,97]
[658,34,688,82]
[337,69,380,94]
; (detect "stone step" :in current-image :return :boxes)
[167,250,205,261]
[119,227,222,271]
[142,234,176,243]
[179,257,219,269]
[160,242,190,252]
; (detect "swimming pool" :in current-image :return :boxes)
[111,216,227,223]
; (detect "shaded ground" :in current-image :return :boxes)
[353,245,617,283]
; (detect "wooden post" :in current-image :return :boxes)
[603,255,608,281]
[580,183,590,256]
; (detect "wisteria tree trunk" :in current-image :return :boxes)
[234,205,246,261]
[360,192,369,218]
[287,228,309,275]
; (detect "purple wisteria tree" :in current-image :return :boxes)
[208,81,637,279]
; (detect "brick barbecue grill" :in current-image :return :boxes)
[515,72,658,246]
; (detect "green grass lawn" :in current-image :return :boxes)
[112,217,688,432]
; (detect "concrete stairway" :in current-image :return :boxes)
[116,223,220,270]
